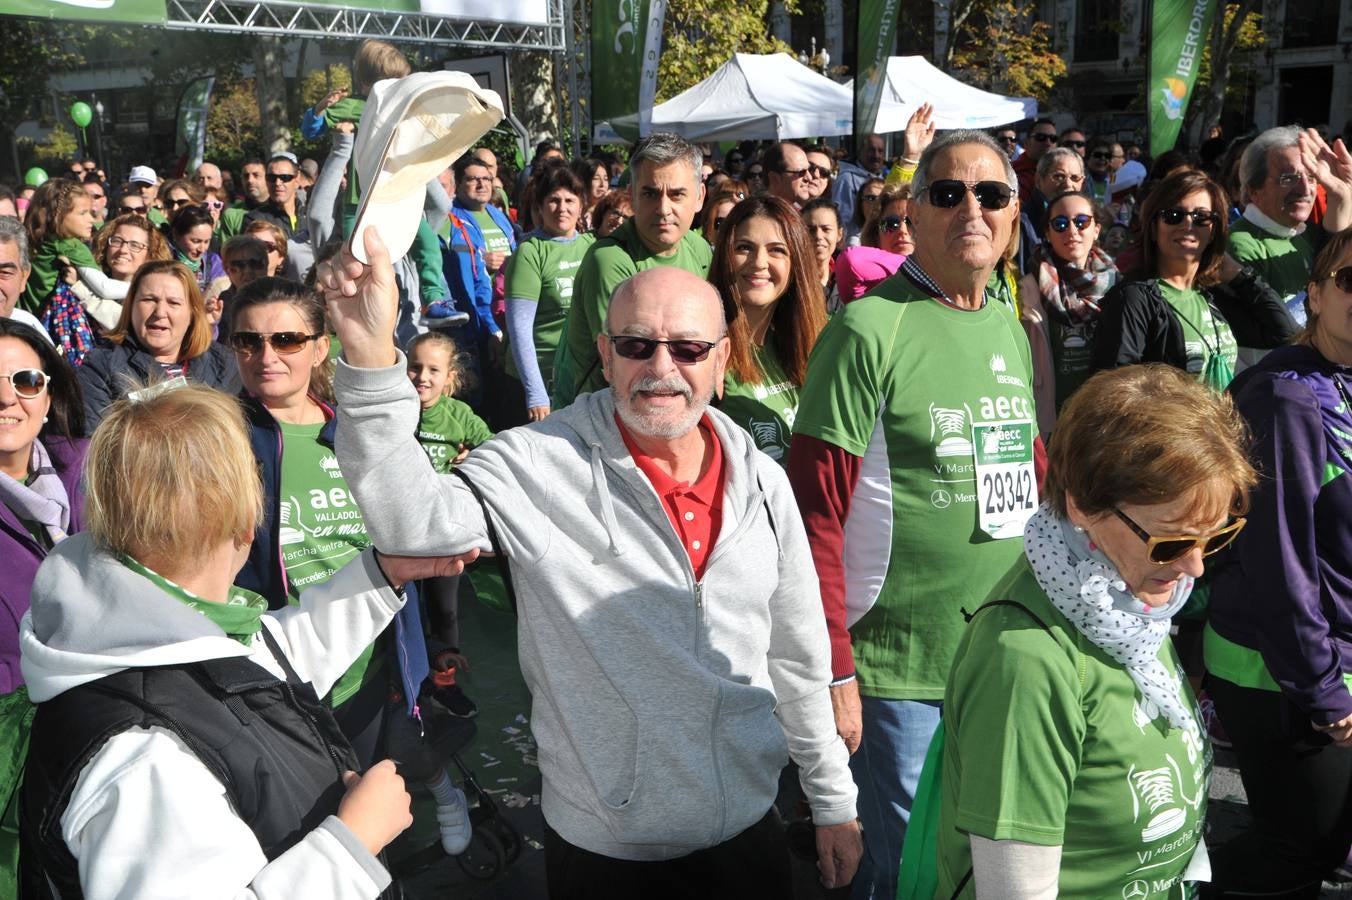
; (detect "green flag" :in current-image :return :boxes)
[1148,0,1218,158]
[174,76,214,176]
[853,0,901,140]
[1,0,165,23]
[592,0,667,142]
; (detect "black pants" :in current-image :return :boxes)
[422,574,461,650]
[1204,675,1352,899]
[544,808,792,900]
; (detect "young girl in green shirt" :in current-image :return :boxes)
[407,331,493,718]
[22,179,128,315]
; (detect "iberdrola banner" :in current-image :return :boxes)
[1148,0,1219,157]
[853,0,901,140]
[592,0,667,142]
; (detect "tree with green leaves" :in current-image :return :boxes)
[657,0,799,102]
[1185,1,1266,146]
[942,0,1066,101]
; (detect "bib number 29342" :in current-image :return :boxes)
[972,419,1037,539]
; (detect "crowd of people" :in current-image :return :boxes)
[2,36,1352,900]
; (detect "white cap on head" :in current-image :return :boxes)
[127,165,157,186]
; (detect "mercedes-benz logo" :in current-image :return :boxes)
[930,489,951,509]
[1122,880,1149,900]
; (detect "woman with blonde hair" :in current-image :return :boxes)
[77,259,238,433]
[1204,229,1352,898]
[935,364,1257,898]
[19,381,472,898]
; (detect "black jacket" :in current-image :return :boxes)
[1090,268,1297,375]
[77,335,240,435]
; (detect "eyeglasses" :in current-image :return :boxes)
[1047,172,1085,186]
[118,205,146,216]
[229,331,321,355]
[995,135,1018,145]
[461,175,493,186]
[1157,207,1217,228]
[1089,151,1112,161]
[165,197,192,210]
[1112,507,1246,566]
[1275,171,1316,189]
[880,215,912,233]
[926,179,1014,210]
[607,335,718,364]
[1049,213,1094,233]
[779,167,810,180]
[1031,132,1057,143]
[0,368,49,399]
[1320,264,1352,293]
[265,172,297,184]
[807,165,833,179]
[106,235,148,253]
[1060,140,1086,149]
[226,258,268,272]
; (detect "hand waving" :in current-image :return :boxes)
[316,228,399,369]
[902,102,936,161]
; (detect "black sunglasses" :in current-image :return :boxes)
[608,335,718,364]
[995,135,1018,144]
[1321,264,1352,293]
[927,179,1014,210]
[1113,508,1246,566]
[0,368,49,399]
[118,205,146,216]
[1050,213,1094,233]
[1157,207,1216,228]
[807,165,833,179]
[230,331,321,355]
[1089,151,1112,161]
[1030,132,1057,143]
[265,172,297,184]
[1060,140,1086,149]
[880,214,912,233]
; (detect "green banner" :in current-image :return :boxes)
[853,0,901,139]
[2,0,165,24]
[591,0,666,142]
[1148,0,1218,158]
[175,76,214,176]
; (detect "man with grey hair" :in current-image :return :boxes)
[1230,125,1352,305]
[318,234,863,896]
[789,129,1034,899]
[553,132,712,406]
[0,217,51,342]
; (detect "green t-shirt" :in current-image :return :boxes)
[1227,217,1316,300]
[552,219,713,406]
[23,236,97,313]
[720,339,799,465]
[471,209,513,260]
[219,205,247,241]
[792,271,1036,699]
[1157,280,1238,380]
[277,421,377,706]
[416,396,495,475]
[503,232,596,386]
[937,562,1211,899]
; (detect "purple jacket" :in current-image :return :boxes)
[1210,343,1352,726]
[0,436,87,694]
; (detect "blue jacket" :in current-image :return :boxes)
[442,202,517,339]
[236,393,428,711]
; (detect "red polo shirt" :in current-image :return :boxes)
[618,415,726,578]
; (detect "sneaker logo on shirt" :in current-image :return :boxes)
[930,403,974,458]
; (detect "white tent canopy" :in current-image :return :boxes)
[862,56,1037,132]
[598,53,853,143]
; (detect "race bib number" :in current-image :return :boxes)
[972,418,1037,539]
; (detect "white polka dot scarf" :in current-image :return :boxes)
[1023,504,1198,732]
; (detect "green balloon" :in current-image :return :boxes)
[23,167,48,188]
[69,101,92,129]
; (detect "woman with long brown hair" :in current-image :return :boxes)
[707,194,827,463]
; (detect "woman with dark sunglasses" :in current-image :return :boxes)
[707,195,826,463]
[77,260,239,433]
[1019,191,1119,436]
[1090,170,1295,389]
[1203,230,1352,899]
[0,319,85,892]
[227,277,475,859]
[835,182,912,304]
[934,364,1257,900]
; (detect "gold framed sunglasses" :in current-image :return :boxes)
[1112,508,1246,565]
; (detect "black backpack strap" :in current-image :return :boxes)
[960,598,1053,632]
[258,621,306,687]
[451,467,518,615]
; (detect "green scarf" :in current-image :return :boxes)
[119,555,266,646]
[174,249,202,274]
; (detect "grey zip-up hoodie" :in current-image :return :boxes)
[335,355,856,860]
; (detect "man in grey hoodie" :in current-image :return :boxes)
[320,230,862,896]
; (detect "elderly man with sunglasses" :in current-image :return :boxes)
[788,129,1036,900]
[319,235,861,899]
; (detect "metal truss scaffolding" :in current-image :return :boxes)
[163,0,567,50]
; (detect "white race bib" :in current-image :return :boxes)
[972,418,1038,539]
